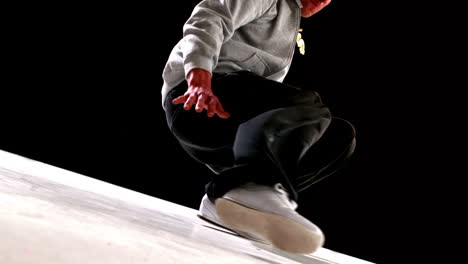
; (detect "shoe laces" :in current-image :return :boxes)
[274,183,298,210]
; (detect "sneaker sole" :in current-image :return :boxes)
[216,198,324,254]
[197,214,269,244]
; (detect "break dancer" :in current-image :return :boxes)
[161,0,356,254]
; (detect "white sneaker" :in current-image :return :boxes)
[198,193,267,243]
[215,183,325,254]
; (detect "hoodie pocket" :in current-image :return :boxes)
[236,53,269,76]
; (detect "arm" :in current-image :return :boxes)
[172,0,275,118]
[181,0,275,76]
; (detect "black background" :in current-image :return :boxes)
[0,1,457,263]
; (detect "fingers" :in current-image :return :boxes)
[183,94,197,110]
[172,93,197,111]
[215,101,230,119]
[195,93,208,112]
[172,92,230,119]
[207,99,216,118]
[206,97,230,119]
[172,95,187,105]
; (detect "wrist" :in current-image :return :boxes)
[187,68,212,90]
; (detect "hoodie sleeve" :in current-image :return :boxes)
[181,0,276,77]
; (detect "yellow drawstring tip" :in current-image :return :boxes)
[296,29,305,55]
[298,42,305,55]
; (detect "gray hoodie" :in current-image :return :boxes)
[161,0,303,107]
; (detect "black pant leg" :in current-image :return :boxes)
[164,71,339,202]
[294,117,357,192]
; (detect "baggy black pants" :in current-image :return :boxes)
[164,71,356,202]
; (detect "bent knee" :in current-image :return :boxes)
[294,90,324,106]
[328,117,357,145]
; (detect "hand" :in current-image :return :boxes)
[172,69,230,119]
[300,0,332,18]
